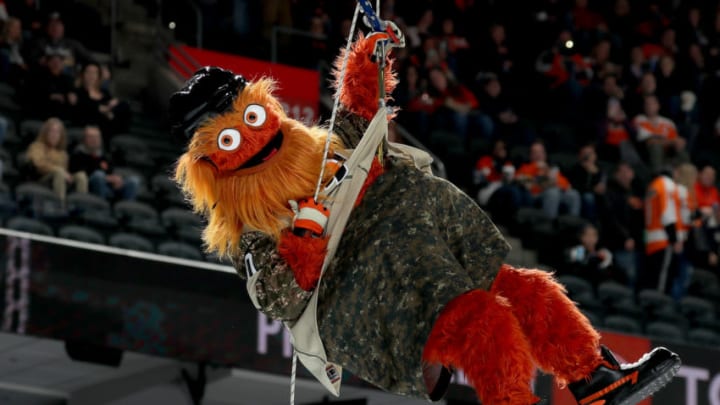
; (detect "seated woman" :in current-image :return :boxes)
[73,62,131,137]
[26,117,87,203]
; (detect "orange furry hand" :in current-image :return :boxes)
[278,230,329,291]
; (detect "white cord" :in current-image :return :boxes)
[290,348,297,405]
[313,2,362,201]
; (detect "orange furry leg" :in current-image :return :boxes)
[491,264,603,384]
[423,289,539,405]
[278,231,328,291]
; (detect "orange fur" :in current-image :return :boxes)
[333,33,399,122]
[175,35,394,259]
[278,231,328,291]
[174,79,343,257]
[491,264,603,385]
[423,289,539,404]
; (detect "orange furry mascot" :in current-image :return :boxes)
[169,29,679,405]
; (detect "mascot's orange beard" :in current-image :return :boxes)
[175,120,344,258]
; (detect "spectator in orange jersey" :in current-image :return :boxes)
[640,164,686,295]
[691,163,720,271]
[424,66,494,142]
[514,140,581,219]
[632,94,689,173]
[695,164,720,218]
[472,139,518,225]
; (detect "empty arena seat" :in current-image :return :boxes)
[645,321,686,343]
[679,296,716,323]
[557,274,595,298]
[5,216,53,236]
[66,192,111,215]
[14,182,64,218]
[686,328,720,347]
[151,173,186,208]
[58,224,105,245]
[66,192,118,230]
[160,207,204,236]
[108,232,154,253]
[603,315,642,335]
[597,280,634,303]
[157,241,203,261]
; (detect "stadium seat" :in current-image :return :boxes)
[555,214,589,237]
[580,309,603,327]
[645,321,686,343]
[65,126,86,147]
[686,328,720,347]
[573,290,605,314]
[156,241,203,261]
[0,147,20,186]
[114,200,167,242]
[686,268,720,302]
[66,192,111,215]
[19,119,44,140]
[108,232,154,253]
[5,216,53,236]
[114,200,158,222]
[679,296,716,325]
[151,173,186,208]
[597,281,643,318]
[14,182,65,218]
[161,207,203,235]
[548,151,577,173]
[597,280,634,303]
[58,224,105,245]
[0,185,17,224]
[109,134,155,171]
[177,225,203,246]
[636,289,686,324]
[65,192,118,231]
[557,274,594,298]
[637,289,676,312]
[510,207,552,246]
[603,315,642,335]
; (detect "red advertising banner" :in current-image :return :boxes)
[169,45,320,125]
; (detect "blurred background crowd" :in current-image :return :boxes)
[0,0,718,345]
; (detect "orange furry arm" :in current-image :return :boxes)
[278,230,329,291]
[333,33,398,122]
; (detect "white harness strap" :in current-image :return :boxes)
[284,108,389,397]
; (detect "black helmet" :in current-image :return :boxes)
[169,66,247,142]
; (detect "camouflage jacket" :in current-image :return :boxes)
[234,112,510,399]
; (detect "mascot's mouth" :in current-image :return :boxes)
[236,130,284,170]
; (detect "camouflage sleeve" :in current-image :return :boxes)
[436,178,510,290]
[234,232,314,322]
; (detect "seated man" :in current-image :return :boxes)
[633,94,689,173]
[514,140,581,218]
[69,125,139,201]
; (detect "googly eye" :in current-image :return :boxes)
[217,128,241,151]
[244,104,267,127]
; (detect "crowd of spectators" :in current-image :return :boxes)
[226,0,720,300]
[1,0,719,303]
[0,3,137,213]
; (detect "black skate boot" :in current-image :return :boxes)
[569,345,681,405]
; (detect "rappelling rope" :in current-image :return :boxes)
[298,2,383,403]
[300,7,361,403]
[313,2,363,202]
[290,345,298,405]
